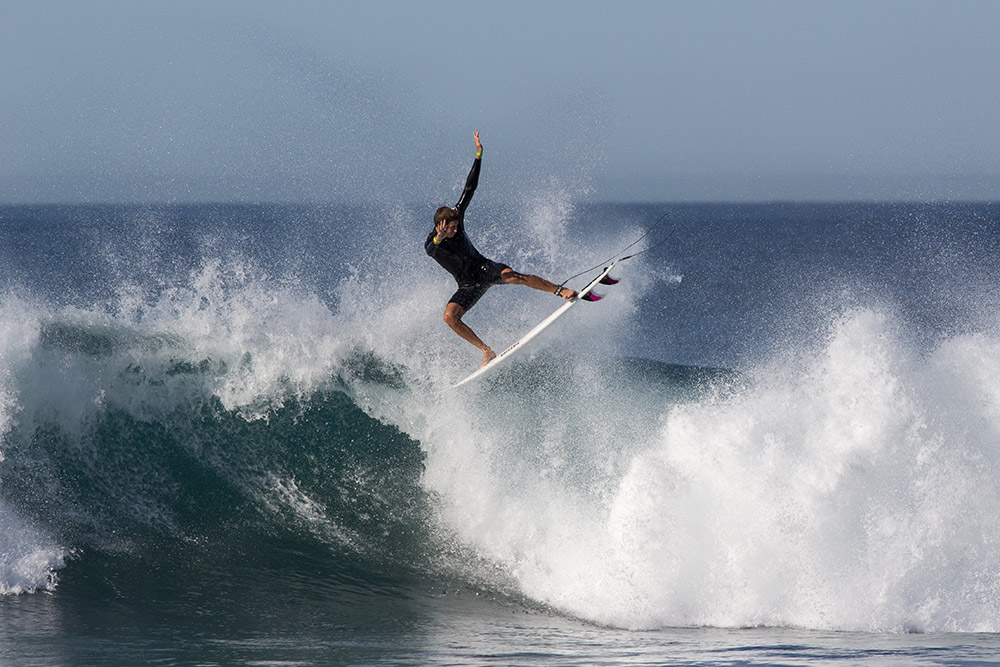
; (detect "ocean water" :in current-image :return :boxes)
[1,201,1000,665]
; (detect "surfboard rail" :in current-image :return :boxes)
[450,262,618,388]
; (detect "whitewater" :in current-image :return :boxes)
[1,201,1000,664]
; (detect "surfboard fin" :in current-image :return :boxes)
[581,292,604,302]
[599,274,619,285]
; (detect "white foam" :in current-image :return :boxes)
[0,297,65,594]
[0,262,358,586]
[0,496,65,595]
[374,303,1000,633]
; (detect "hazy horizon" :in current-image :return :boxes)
[3,1,999,204]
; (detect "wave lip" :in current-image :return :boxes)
[0,280,435,598]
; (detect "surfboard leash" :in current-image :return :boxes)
[618,223,677,262]
[555,209,677,292]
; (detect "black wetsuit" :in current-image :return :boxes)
[425,156,510,311]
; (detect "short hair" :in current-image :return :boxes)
[434,206,460,225]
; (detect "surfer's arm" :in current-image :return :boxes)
[455,132,482,214]
[425,230,446,256]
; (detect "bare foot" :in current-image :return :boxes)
[556,287,578,300]
[481,348,497,367]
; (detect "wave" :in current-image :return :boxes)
[0,232,691,599]
[394,306,1000,633]
[0,266,435,591]
[3,203,1000,635]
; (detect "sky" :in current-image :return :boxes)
[2,0,999,203]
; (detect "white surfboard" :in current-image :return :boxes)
[451,262,618,388]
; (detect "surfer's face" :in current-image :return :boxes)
[439,219,459,238]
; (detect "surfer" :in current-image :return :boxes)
[426,131,577,367]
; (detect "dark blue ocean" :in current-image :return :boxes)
[2,201,1000,665]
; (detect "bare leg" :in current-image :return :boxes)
[501,269,578,299]
[443,302,496,367]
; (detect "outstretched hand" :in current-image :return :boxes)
[474,130,482,157]
[435,218,459,241]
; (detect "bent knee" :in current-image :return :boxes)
[443,305,464,326]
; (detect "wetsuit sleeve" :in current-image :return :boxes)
[426,155,480,264]
[424,231,439,257]
[454,156,481,215]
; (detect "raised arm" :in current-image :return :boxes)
[455,130,483,214]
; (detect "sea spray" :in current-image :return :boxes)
[0,258,431,585]
[0,295,66,594]
[396,305,1000,632]
[3,201,998,639]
